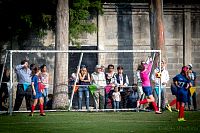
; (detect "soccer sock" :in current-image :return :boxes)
[139,99,148,104]
[169,99,176,106]
[39,104,44,113]
[176,101,180,110]
[152,102,158,111]
[180,106,184,118]
[31,105,35,113]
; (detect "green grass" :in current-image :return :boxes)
[0,111,200,133]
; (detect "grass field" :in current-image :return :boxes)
[0,111,200,133]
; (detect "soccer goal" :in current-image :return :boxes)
[4,49,162,115]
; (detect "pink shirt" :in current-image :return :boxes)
[140,61,153,87]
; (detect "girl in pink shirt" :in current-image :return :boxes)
[137,57,161,114]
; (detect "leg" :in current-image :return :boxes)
[26,85,32,110]
[13,85,25,111]
[148,95,159,112]
[178,102,186,122]
[104,92,109,109]
[192,92,197,110]
[187,90,191,110]
[30,99,38,115]
[169,98,176,106]
[39,97,45,115]
[93,90,100,109]
[85,88,90,110]
[116,101,120,110]
[161,87,166,110]
[99,88,105,109]
[25,86,32,111]
[43,88,48,106]
[78,88,83,110]
[153,88,158,106]
[113,101,116,109]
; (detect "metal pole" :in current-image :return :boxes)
[0,51,8,88]
[68,53,84,111]
[9,51,13,115]
[158,51,162,111]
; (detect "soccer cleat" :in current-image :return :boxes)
[166,104,172,112]
[29,113,33,117]
[40,113,46,116]
[178,118,186,122]
[155,111,162,114]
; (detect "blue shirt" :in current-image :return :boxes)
[173,74,189,90]
[32,75,39,93]
[15,65,31,84]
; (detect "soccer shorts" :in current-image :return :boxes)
[142,86,152,96]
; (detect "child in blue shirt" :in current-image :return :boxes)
[29,66,45,116]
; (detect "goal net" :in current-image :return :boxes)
[2,50,162,115]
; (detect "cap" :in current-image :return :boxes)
[96,65,101,69]
[188,64,192,68]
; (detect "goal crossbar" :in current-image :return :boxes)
[8,50,161,53]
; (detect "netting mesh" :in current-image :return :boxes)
[1,50,161,114]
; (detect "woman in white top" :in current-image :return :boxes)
[40,64,49,107]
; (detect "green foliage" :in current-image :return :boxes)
[20,15,32,28]
[69,0,102,46]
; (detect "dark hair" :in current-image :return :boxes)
[32,66,40,75]
[30,64,35,70]
[137,64,145,71]
[80,64,87,69]
[40,64,47,71]
[21,60,28,65]
[108,64,114,69]
[117,65,123,70]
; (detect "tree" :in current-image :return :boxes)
[69,0,102,45]
[53,0,69,109]
[53,0,102,109]
[149,0,166,62]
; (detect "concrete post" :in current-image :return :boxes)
[183,7,192,66]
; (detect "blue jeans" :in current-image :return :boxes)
[43,88,48,106]
[113,101,120,109]
[78,86,89,110]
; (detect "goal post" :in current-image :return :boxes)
[7,49,161,115]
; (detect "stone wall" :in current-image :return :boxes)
[2,3,200,110]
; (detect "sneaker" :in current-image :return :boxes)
[40,113,46,116]
[155,111,162,114]
[29,113,33,117]
[178,118,186,122]
[166,104,172,112]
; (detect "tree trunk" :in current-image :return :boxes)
[149,0,166,61]
[53,0,69,109]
